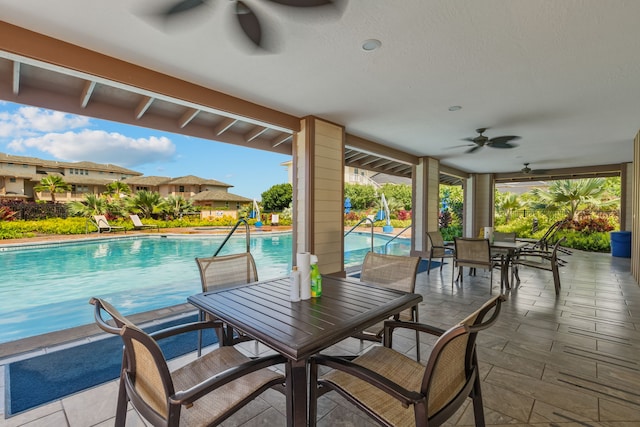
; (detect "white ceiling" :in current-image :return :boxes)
[0,0,638,175]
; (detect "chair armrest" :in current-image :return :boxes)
[311,354,424,408]
[383,320,446,337]
[170,353,287,405]
[149,320,223,341]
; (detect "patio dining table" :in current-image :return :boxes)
[490,240,529,289]
[188,275,423,427]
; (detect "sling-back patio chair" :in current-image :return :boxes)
[426,231,455,274]
[309,295,505,427]
[453,237,501,292]
[195,252,259,352]
[90,297,286,427]
[93,215,126,233]
[353,251,422,360]
[511,237,567,295]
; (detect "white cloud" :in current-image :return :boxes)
[0,106,89,138]
[8,129,176,167]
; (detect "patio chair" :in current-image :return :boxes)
[354,252,422,360]
[426,230,455,274]
[453,237,501,291]
[195,252,259,352]
[129,214,159,232]
[511,237,567,295]
[90,297,286,427]
[93,215,126,233]
[309,295,505,427]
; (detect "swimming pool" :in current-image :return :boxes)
[0,232,409,344]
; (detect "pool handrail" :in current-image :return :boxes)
[383,225,411,254]
[344,217,374,254]
[212,219,251,257]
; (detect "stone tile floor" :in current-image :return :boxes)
[1,248,639,426]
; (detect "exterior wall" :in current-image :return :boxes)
[200,209,238,220]
[344,166,378,187]
[293,117,345,275]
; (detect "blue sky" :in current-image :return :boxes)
[0,101,291,200]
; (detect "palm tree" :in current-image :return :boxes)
[159,195,195,218]
[34,175,72,202]
[496,192,524,223]
[68,193,107,216]
[104,181,131,200]
[531,178,607,220]
[126,190,162,219]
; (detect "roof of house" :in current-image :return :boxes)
[0,152,141,175]
[190,190,252,203]
[168,175,232,187]
[122,176,173,186]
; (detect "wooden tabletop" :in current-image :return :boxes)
[188,275,423,361]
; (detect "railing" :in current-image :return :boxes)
[383,225,411,254]
[213,218,250,257]
[344,217,375,253]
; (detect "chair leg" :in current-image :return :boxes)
[414,306,421,362]
[471,372,486,427]
[439,257,445,271]
[427,258,432,275]
[115,373,128,427]
[552,264,561,295]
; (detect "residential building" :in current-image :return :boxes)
[0,153,252,211]
[0,152,140,202]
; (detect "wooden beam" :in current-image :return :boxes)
[178,108,199,128]
[80,80,96,108]
[134,96,154,119]
[12,60,19,94]
[0,21,300,132]
[214,117,237,136]
[244,125,268,142]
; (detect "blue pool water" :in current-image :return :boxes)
[0,232,409,344]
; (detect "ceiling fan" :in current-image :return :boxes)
[458,128,521,154]
[155,0,339,49]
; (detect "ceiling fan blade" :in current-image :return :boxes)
[466,145,481,154]
[267,0,333,6]
[235,1,262,47]
[162,0,208,17]
[489,135,521,145]
[461,137,477,143]
[489,141,517,149]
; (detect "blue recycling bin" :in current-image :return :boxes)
[610,231,631,257]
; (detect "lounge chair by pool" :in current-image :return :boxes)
[129,214,159,232]
[93,215,126,233]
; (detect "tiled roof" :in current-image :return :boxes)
[190,190,252,202]
[122,176,172,186]
[168,175,232,187]
[0,152,141,175]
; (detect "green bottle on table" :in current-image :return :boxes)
[310,254,322,297]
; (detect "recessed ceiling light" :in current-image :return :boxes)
[448,105,462,111]
[361,39,381,51]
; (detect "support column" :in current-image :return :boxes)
[631,131,640,282]
[465,173,494,238]
[292,116,345,276]
[411,157,440,257]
